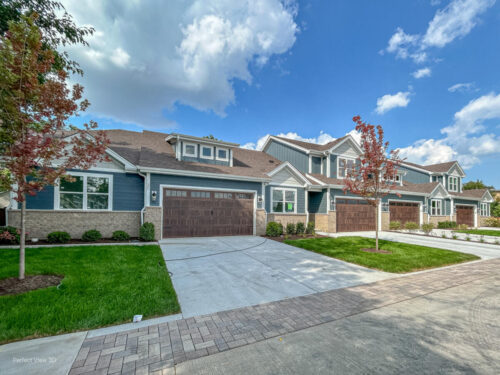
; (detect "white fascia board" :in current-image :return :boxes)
[263,136,311,154]
[267,162,310,185]
[483,190,494,202]
[446,162,466,177]
[328,135,363,155]
[137,166,270,182]
[400,162,433,175]
[429,183,451,199]
[305,173,327,186]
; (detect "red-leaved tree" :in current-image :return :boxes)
[343,116,402,250]
[0,16,109,279]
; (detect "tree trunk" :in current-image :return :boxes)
[19,196,26,280]
[375,199,379,251]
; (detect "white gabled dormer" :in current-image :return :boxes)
[327,135,363,179]
[165,133,238,167]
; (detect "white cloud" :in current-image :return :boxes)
[398,92,500,168]
[61,0,299,128]
[375,91,411,114]
[448,82,476,92]
[384,0,495,63]
[422,0,495,48]
[412,67,431,79]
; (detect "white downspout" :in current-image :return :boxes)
[305,187,309,224]
[138,171,149,225]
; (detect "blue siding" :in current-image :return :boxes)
[308,191,327,214]
[265,185,306,213]
[26,185,54,209]
[150,174,263,209]
[265,141,309,173]
[399,165,430,184]
[26,170,144,211]
[382,194,425,205]
[454,198,479,211]
[311,157,321,174]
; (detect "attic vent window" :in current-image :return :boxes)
[183,143,197,157]
[216,147,229,161]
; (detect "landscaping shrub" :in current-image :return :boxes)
[484,217,500,227]
[139,222,155,241]
[389,221,401,230]
[421,223,434,235]
[306,221,315,235]
[112,230,130,241]
[296,222,305,235]
[286,223,296,235]
[437,221,457,229]
[457,224,468,230]
[0,226,20,244]
[82,229,102,242]
[47,231,71,244]
[266,222,282,237]
[404,221,419,231]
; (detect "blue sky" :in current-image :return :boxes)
[65,0,500,187]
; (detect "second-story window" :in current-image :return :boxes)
[216,147,229,161]
[448,176,458,192]
[201,146,213,159]
[338,158,355,178]
[183,143,197,157]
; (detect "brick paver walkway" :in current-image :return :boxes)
[70,259,500,375]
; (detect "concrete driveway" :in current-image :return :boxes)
[160,236,393,318]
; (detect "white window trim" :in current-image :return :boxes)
[337,156,356,179]
[200,145,214,160]
[480,202,489,216]
[54,172,113,211]
[215,147,229,162]
[431,199,442,216]
[183,142,198,158]
[448,176,458,192]
[271,187,298,214]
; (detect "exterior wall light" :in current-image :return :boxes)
[152,191,158,201]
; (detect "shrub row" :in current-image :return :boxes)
[484,217,500,227]
[389,221,429,231]
[437,221,457,229]
[266,221,315,237]
[1,223,156,245]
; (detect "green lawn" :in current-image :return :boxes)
[284,236,479,273]
[454,229,500,237]
[0,245,179,344]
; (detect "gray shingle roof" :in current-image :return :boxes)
[103,129,282,179]
[274,136,348,152]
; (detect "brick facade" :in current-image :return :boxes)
[266,214,307,228]
[8,210,141,239]
[381,211,390,230]
[256,209,266,235]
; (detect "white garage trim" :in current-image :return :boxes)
[159,184,258,238]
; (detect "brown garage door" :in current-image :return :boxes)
[456,205,474,227]
[162,188,254,238]
[389,202,419,225]
[336,199,376,232]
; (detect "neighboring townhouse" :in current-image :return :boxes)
[5,130,494,239]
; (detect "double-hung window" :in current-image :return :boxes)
[183,143,197,157]
[58,174,112,210]
[200,146,213,159]
[431,199,442,216]
[272,188,296,213]
[480,203,489,216]
[448,176,458,192]
[216,147,229,161]
[338,158,355,178]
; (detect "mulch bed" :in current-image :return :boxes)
[361,248,391,254]
[0,275,64,296]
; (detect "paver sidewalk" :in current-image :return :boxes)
[69,258,500,375]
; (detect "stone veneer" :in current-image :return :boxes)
[256,209,266,236]
[381,211,390,230]
[310,212,336,232]
[8,210,141,239]
[144,206,162,240]
[428,216,452,226]
[266,214,308,228]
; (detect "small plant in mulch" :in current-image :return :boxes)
[441,233,447,238]
[0,275,63,296]
[361,248,391,254]
[452,234,458,240]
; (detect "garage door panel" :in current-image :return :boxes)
[456,205,474,227]
[162,188,254,238]
[336,199,376,232]
[389,202,419,225]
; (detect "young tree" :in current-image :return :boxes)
[0,16,108,279]
[343,116,402,251]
